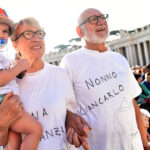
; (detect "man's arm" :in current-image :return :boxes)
[132,99,149,149]
[0,92,23,145]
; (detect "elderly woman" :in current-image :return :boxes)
[10,17,89,150]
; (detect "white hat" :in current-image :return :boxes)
[140,109,150,118]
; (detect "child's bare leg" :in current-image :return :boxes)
[10,110,42,150]
[4,130,21,150]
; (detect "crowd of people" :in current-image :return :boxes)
[0,6,150,150]
[132,64,150,147]
[133,64,150,107]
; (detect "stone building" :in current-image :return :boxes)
[43,24,150,67]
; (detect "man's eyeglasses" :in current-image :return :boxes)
[15,30,46,41]
[79,14,109,26]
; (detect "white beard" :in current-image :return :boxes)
[83,27,109,44]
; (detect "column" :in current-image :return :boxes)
[137,43,143,66]
[117,48,120,53]
[143,41,149,64]
[125,46,130,63]
[127,46,134,67]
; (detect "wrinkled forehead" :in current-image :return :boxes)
[82,9,102,20]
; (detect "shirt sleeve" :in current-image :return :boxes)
[119,54,142,99]
[64,69,77,113]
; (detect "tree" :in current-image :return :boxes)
[54,44,71,51]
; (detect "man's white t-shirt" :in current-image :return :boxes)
[60,47,143,150]
[0,53,18,95]
[17,63,77,150]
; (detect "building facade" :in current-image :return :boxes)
[43,25,150,67]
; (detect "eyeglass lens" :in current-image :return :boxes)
[23,31,45,39]
[89,15,108,24]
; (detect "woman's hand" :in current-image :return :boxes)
[0,92,23,145]
[66,110,92,149]
[67,127,89,150]
[0,92,23,130]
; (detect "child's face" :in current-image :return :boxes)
[0,23,9,42]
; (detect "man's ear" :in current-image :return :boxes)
[76,26,84,38]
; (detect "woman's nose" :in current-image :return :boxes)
[31,34,40,41]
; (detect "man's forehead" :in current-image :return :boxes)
[82,9,102,19]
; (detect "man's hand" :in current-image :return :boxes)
[66,110,92,137]
[0,92,23,131]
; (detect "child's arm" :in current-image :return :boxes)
[0,59,29,86]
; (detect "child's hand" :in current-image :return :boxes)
[15,59,29,72]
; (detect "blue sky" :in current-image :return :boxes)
[1,0,150,57]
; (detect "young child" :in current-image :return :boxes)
[0,8,42,150]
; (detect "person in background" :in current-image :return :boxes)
[140,109,150,146]
[60,8,149,150]
[134,73,150,105]
[143,73,150,91]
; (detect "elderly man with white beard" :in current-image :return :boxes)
[60,8,150,150]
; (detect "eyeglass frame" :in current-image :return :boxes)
[79,14,109,26]
[15,30,46,41]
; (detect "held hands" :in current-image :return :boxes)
[67,126,90,150]
[66,111,92,150]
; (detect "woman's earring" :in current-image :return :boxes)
[19,52,22,56]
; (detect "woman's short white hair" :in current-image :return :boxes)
[11,17,44,41]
